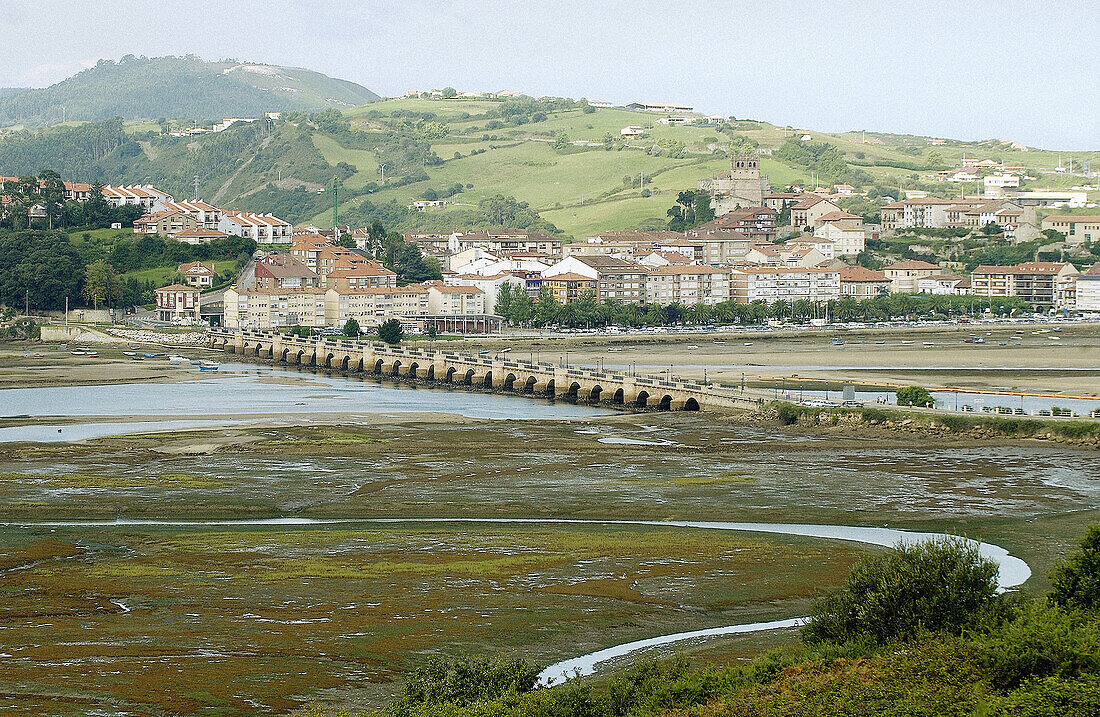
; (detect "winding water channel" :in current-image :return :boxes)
[3,516,1030,687]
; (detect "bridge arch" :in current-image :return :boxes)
[373,358,384,375]
[611,388,624,405]
[482,371,493,388]
[390,359,402,376]
[340,355,350,372]
[502,372,517,391]
[683,397,700,411]
[635,390,650,408]
[588,384,603,403]
[426,364,436,381]
[325,352,336,369]
[658,394,673,411]
[460,368,474,385]
[406,361,419,378]
[522,376,537,393]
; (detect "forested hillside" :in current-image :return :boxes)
[0,55,378,127]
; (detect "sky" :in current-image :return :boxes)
[2,0,1097,149]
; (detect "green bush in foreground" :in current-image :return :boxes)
[1050,523,1100,612]
[801,536,1001,645]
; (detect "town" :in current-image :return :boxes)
[0,14,1099,715]
[3,147,1097,335]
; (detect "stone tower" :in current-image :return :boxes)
[698,152,771,215]
[727,154,767,206]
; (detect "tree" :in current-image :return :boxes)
[441,87,457,99]
[552,132,570,152]
[378,318,403,345]
[694,190,715,225]
[343,318,361,337]
[424,324,437,340]
[896,385,935,407]
[1050,523,1100,611]
[82,259,121,307]
[494,283,515,322]
[802,537,1000,645]
[0,230,85,311]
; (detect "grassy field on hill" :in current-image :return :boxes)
[4,90,1096,241]
[316,98,1100,238]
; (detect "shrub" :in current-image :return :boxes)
[896,385,935,407]
[388,655,538,715]
[1050,523,1100,611]
[343,318,360,337]
[802,537,1000,645]
[978,603,1100,690]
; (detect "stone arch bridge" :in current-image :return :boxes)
[210,330,760,412]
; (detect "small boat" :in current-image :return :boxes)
[85,351,98,358]
[190,359,203,365]
[168,355,186,365]
[743,342,754,347]
[32,352,42,358]
[59,344,68,350]
[144,352,166,359]
[123,351,136,356]
[712,340,726,345]
[1048,335,1062,340]
[687,344,700,350]
[129,345,142,351]
[875,340,887,345]
[923,341,934,346]
[199,360,220,371]
[831,339,844,346]
[70,350,86,356]
[131,355,145,361]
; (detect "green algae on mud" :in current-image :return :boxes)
[0,522,858,716]
[1,415,1099,714]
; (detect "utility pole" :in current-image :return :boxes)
[332,176,339,232]
[379,164,386,186]
[193,175,199,201]
[25,289,29,318]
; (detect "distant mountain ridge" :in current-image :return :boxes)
[0,55,378,127]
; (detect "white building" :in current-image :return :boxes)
[1075,264,1100,312]
[728,267,840,304]
[219,211,293,244]
[444,273,525,311]
[151,200,224,229]
[813,221,866,255]
[101,185,173,209]
[644,266,731,305]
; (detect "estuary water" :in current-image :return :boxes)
[0,363,608,441]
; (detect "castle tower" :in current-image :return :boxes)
[725,153,769,207]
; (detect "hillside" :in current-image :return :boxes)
[0,55,378,127]
[0,89,1095,239]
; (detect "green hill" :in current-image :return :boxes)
[0,88,1095,239]
[0,55,378,128]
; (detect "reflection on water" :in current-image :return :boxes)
[0,363,609,441]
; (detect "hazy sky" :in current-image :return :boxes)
[3,0,1097,149]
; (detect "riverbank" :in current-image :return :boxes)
[763,401,1100,447]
